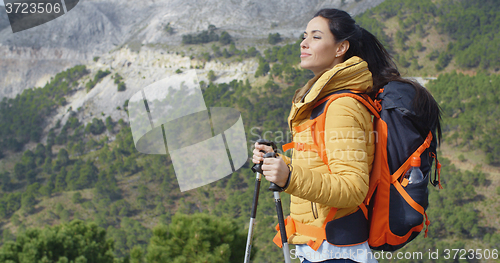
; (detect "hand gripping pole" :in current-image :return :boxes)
[266,152,291,263]
[244,139,278,263]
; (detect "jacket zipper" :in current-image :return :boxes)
[311,202,318,219]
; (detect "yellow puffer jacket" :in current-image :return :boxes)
[280,56,376,245]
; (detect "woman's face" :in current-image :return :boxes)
[300,16,343,76]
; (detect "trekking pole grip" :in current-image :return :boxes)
[269,182,282,192]
[251,139,278,174]
[260,152,283,192]
[256,139,278,152]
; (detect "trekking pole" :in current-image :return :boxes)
[244,139,277,263]
[266,152,292,263]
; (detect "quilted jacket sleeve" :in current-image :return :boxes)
[284,97,374,208]
[277,153,291,165]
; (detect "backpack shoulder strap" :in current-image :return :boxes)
[283,90,381,166]
[312,90,381,119]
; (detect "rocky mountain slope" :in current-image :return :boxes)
[50,47,258,144]
[0,0,385,99]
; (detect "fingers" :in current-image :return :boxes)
[261,158,280,175]
[252,148,263,164]
[252,142,275,164]
[254,142,274,153]
[261,157,289,187]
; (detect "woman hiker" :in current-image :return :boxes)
[252,8,441,263]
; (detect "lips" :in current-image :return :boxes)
[300,53,311,58]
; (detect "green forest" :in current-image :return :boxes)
[356,0,499,73]
[1,0,499,262]
[428,72,500,164]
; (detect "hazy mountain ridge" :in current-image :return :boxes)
[0,6,9,32]
[0,0,385,48]
[0,0,384,99]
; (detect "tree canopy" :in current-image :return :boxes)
[0,220,115,263]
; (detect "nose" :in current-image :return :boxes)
[300,36,308,49]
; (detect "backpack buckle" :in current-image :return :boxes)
[296,143,305,151]
[374,100,382,112]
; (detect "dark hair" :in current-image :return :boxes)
[314,8,442,143]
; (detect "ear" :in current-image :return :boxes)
[335,40,350,58]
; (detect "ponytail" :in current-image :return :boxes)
[314,9,442,143]
[347,26,399,95]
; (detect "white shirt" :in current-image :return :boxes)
[294,241,378,263]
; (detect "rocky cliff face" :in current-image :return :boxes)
[47,47,259,139]
[0,0,385,99]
